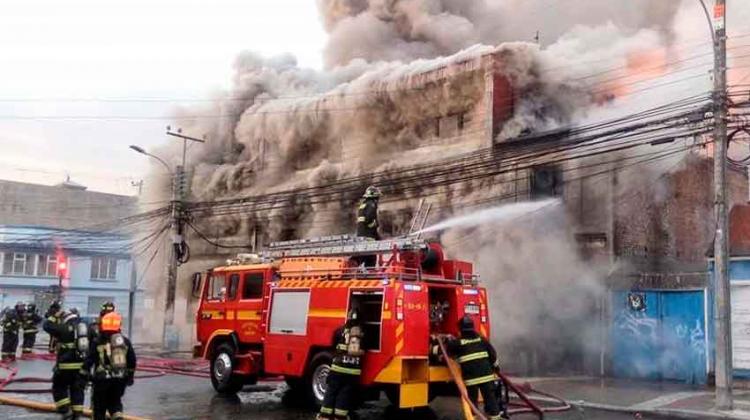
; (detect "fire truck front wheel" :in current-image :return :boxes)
[210,343,245,394]
[307,351,333,406]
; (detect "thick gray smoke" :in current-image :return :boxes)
[441,204,607,374]
[142,0,750,360]
[317,0,682,68]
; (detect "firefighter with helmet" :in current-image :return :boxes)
[89,301,116,340]
[80,311,136,420]
[441,315,506,420]
[355,186,381,269]
[45,300,63,354]
[21,302,43,355]
[43,305,88,419]
[1,302,24,361]
[356,186,381,240]
[318,309,364,420]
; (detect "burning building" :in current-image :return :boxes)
[138,0,750,380]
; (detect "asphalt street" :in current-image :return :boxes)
[0,358,661,419]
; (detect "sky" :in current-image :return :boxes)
[0,0,326,195]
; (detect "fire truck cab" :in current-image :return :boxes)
[194,235,491,409]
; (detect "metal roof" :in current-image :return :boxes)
[0,225,131,256]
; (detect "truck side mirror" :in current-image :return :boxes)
[191,272,202,299]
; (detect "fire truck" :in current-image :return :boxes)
[194,234,491,409]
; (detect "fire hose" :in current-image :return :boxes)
[435,336,571,419]
[0,352,213,419]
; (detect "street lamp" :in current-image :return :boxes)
[129,144,181,349]
[129,145,173,174]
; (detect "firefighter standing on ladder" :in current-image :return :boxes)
[43,305,88,419]
[356,186,381,240]
[355,186,381,269]
[318,310,364,420]
[439,315,507,420]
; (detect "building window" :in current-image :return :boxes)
[4,253,35,276]
[87,296,115,315]
[2,252,12,274]
[531,165,563,198]
[37,255,59,277]
[91,257,117,280]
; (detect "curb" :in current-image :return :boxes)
[571,400,750,420]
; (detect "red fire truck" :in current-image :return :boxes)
[194,235,491,409]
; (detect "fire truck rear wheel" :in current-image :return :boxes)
[210,343,245,394]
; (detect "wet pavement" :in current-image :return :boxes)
[0,357,696,419]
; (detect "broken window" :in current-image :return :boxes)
[531,165,563,198]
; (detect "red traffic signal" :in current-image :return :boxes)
[58,260,68,278]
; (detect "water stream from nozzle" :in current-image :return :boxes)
[413,198,560,235]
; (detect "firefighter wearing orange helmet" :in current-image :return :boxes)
[80,311,136,420]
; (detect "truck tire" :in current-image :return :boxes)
[210,343,245,394]
[306,351,333,406]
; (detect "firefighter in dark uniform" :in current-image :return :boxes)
[355,186,381,269]
[318,310,364,420]
[1,303,23,361]
[88,301,116,341]
[43,306,87,419]
[443,316,505,420]
[81,311,136,420]
[356,186,381,240]
[21,302,43,355]
[45,300,63,354]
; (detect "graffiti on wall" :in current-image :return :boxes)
[612,291,706,383]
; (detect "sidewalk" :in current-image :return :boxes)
[519,376,750,419]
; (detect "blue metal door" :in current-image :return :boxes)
[659,291,707,383]
[610,290,707,384]
[611,291,661,380]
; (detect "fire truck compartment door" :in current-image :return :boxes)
[265,290,311,375]
[268,290,310,335]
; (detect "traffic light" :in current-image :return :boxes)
[58,259,69,288]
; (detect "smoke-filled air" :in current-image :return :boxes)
[143,0,750,371]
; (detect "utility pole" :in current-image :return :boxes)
[131,180,144,196]
[127,260,137,338]
[162,127,205,350]
[712,0,733,411]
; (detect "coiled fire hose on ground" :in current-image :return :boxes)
[436,335,571,419]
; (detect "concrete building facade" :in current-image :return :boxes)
[0,179,141,333]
